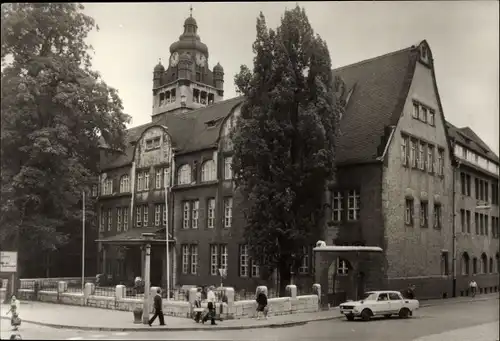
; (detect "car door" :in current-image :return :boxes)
[375,293,390,314]
[389,292,403,313]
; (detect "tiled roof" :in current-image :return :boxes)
[446,121,499,163]
[100,97,244,170]
[332,46,419,164]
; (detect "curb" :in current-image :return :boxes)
[1,294,496,332]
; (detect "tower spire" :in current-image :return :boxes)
[189,4,193,17]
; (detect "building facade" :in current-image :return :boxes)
[94,14,499,299]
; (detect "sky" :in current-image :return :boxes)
[82,1,499,154]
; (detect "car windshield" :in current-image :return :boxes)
[360,292,377,301]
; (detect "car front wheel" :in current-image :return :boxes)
[361,309,372,321]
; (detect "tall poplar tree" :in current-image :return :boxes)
[1,3,130,276]
[232,6,343,294]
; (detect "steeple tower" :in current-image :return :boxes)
[151,7,224,120]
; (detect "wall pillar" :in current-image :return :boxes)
[141,246,145,279]
[102,246,107,274]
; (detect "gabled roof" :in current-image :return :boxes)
[100,97,244,170]
[446,121,499,164]
[332,45,419,164]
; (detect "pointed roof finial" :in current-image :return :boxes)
[189,4,193,17]
[159,57,162,64]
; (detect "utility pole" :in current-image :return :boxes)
[82,191,86,292]
[142,233,155,324]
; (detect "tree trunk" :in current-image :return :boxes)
[278,261,291,297]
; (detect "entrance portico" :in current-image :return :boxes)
[96,227,176,288]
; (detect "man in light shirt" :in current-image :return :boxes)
[202,286,217,325]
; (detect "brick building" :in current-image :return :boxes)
[94,14,499,299]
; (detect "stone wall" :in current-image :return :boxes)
[17,281,320,319]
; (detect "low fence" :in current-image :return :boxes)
[16,281,322,320]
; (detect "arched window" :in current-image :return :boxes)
[472,257,478,274]
[481,253,487,274]
[119,175,129,193]
[201,160,216,182]
[177,164,192,185]
[489,257,493,273]
[461,252,470,275]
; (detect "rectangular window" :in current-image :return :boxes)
[427,145,434,173]
[420,107,427,122]
[107,209,112,231]
[210,245,218,276]
[412,102,419,118]
[183,202,190,229]
[224,157,233,180]
[190,245,198,275]
[437,148,444,176]
[466,174,471,196]
[164,168,170,188]
[475,212,479,234]
[143,205,148,226]
[137,173,143,191]
[155,204,161,226]
[420,201,428,228]
[240,244,249,277]
[155,169,162,189]
[460,173,466,195]
[466,210,471,233]
[92,185,98,197]
[117,207,122,232]
[485,181,489,203]
[220,245,228,272]
[332,191,343,222]
[207,198,215,228]
[298,246,310,274]
[182,245,190,275]
[485,215,489,236]
[251,261,260,278]
[492,182,499,205]
[441,251,449,276]
[418,142,425,170]
[144,172,149,191]
[100,208,105,232]
[136,206,142,227]
[191,200,199,229]
[347,190,360,221]
[123,207,129,231]
[410,140,417,168]
[460,209,466,233]
[433,204,442,229]
[429,110,435,126]
[162,204,167,226]
[405,199,414,225]
[401,136,409,166]
[224,197,233,228]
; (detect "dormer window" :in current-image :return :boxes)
[146,137,161,151]
[419,44,430,65]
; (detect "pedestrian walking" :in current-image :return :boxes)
[256,288,269,320]
[193,287,203,323]
[5,295,21,331]
[148,288,166,326]
[202,286,217,325]
[469,280,477,297]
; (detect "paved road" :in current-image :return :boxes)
[1,298,498,340]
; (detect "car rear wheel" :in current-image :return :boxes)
[398,308,410,319]
[384,314,392,318]
[361,309,372,321]
[346,314,355,321]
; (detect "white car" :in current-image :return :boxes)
[339,290,419,321]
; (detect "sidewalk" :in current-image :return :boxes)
[0,293,497,332]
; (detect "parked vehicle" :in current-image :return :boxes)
[339,290,419,321]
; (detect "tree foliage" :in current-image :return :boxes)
[0,3,130,275]
[232,6,343,291]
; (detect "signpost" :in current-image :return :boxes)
[1,251,18,300]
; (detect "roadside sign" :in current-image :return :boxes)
[0,251,18,273]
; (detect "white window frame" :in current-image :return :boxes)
[251,261,260,278]
[137,173,143,191]
[332,191,343,222]
[155,169,162,189]
[210,245,218,276]
[427,145,434,173]
[117,207,122,232]
[412,102,419,119]
[177,164,191,185]
[123,207,129,231]
[183,202,190,229]
[162,204,166,226]
[136,206,142,227]
[405,199,414,225]
[92,185,98,197]
[347,190,360,221]
[120,175,129,193]
[201,160,216,182]
[207,198,215,228]
[410,140,417,168]
[154,204,161,226]
[240,244,249,277]
[182,245,190,274]
[220,245,228,272]
[420,106,427,122]
[437,149,444,176]
[143,205,148,226]
[434,204,442,229]
[420,201,428,227]
[337,258,349,275]
[401,136,408,166]
[144,172,149,190]
[298,246,309,274]
[190,245,198,275]
[224,197,233,228]
[224,157,233,180]
[163,167,170,188]
[191,200,199,229]
[107,209,112,231]
[100,208,105,232]
[429,109,435,126]
[418,142,425,170]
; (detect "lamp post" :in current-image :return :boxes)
[141,232,155,324]
[81,190,86,292]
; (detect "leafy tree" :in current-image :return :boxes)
[232,6,343,294]
[0,3,130,277]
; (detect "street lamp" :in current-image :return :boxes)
[141,232,155,324]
